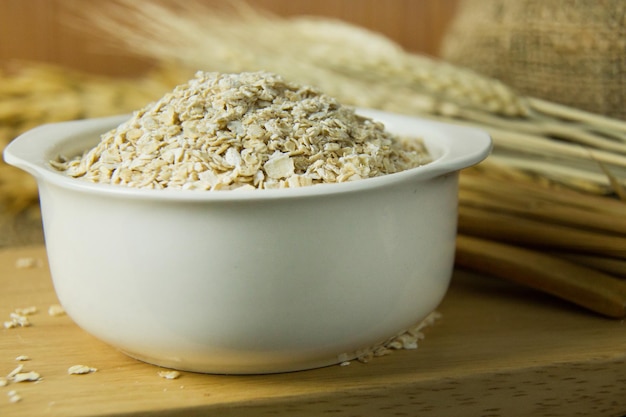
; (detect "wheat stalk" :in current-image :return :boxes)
[456,235,626,319]
[553,253,626,279]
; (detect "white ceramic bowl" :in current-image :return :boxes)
[4,109,490,374]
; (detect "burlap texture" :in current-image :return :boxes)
[440,0,626,120]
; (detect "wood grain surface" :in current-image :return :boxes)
[0,0,459,77]
[1,245,625,416]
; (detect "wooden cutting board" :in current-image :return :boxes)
[1,245,625,416]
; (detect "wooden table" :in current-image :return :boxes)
[1,245,625,416]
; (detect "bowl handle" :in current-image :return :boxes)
[3,115,128,179]
[434,121,493,174]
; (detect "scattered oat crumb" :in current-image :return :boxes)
[356,311,441,363]
[3,307,37,329]
[7,364,24,379]
[336,311,442,366]
[48,304,66,317]
[12,371,41,383]
[15,257,39,269]
[15,355,31,362]
[4,321,17,329]
[0,377,8,387]
[5,313,31,328]
[7,313,31,328]
[67,365,97,375]
[7,390,21,403]
[157,370,181,380]
[14,306,37,316]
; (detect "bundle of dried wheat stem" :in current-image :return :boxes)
[2,1,625,317]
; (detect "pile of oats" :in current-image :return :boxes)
[53,71,429,190]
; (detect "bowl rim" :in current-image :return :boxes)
[3,108,492,202]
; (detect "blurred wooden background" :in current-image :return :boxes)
[0,0,460,77]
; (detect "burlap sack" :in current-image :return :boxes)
[440,0,626,120]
